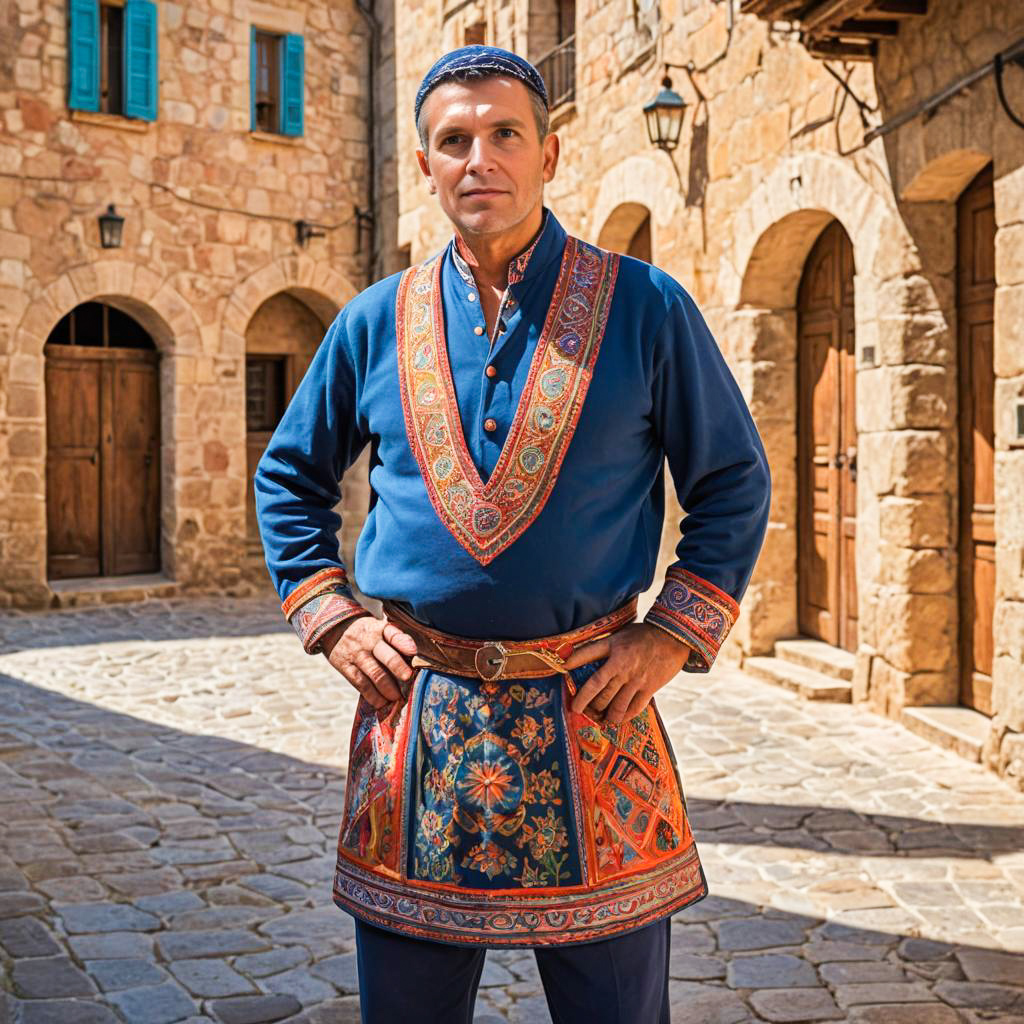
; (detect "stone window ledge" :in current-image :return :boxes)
[70,110,151,133]
[249,130,304,146]
[550,101,576,131]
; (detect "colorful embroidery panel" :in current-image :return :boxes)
[395,236,620,565]
[338,685,417,879]
[644,566,740,672]
[332,665,707,947]
[282,568,368,654]
[412,672,582,889]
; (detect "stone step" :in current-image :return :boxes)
[744,656,853,702]
[901,705,989,763]
[49,573,179,609]
[773,637,855,681]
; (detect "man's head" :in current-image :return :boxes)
[415,46,559,241]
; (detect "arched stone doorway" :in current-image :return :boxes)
[797,220,857,652]
[244,292,328,555]
[598,202,652,262]
[45,301,161,579]
[956,164,996,715]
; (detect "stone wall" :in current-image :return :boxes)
[384,0,1024,785]
[0,0,371,608]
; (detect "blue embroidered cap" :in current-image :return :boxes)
[414,45,550,126]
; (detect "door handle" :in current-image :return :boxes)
[832,453,846,468]
[847,450,857,482]
[90,451,97,465]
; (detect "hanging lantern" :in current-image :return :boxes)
[643,77,687,152]
[98,204,125,248]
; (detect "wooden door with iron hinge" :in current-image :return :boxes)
[797,220,858,652]
[46,345,160,579]
[957,164,996,715]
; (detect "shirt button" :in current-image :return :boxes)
[485,365,497,378]
[467,292,477,302]
[484,417,497,432]
[473,326,484,336]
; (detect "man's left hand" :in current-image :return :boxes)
[565,623,690,726]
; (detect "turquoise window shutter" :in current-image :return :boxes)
[68,0,100,112]
[123,0,158,120]
[281,34,304,136]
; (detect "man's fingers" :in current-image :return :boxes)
[624,689,651,721]
[589,675,626,713]
[373,639,414,683]
[605,685,639,725]
[563,637,612,671]
[354,650,403,703]
[571,664,617,716]
[340,664,388,709]
[382,621,419,656]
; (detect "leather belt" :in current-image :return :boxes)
[381,598,637,684]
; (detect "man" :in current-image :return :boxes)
[255,44,770,1024]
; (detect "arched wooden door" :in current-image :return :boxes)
[45,302,161,579]
[797,220,858,652]
[957,165,996,714]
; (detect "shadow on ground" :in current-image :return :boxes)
[0,670,1021,1024]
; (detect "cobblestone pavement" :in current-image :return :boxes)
[0,598,1022,1024]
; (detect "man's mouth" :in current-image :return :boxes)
[462,189,505,197]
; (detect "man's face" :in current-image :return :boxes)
[416,76,559,239]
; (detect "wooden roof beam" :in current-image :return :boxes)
[806,35,878,59]
[865,0,927,16]
[800,0,873,32]
[820,17,901,39]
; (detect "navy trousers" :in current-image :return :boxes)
[354,915,672,1024]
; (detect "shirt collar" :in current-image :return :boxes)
[448,207,567,291]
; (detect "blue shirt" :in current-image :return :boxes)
[255,207,771,670]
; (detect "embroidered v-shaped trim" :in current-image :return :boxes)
[395,236,620,565]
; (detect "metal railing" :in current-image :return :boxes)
[536,35,576,109]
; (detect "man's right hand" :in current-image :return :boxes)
[320,615,419,709]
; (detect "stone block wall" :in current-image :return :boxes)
[0,0,372,608]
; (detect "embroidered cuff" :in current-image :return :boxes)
[282,569,369,654]
[644,566,740,673]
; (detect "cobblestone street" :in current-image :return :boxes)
[0,598,1022,1024]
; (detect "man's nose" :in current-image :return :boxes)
[465,135,497,173]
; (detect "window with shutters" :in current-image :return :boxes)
[250,28,304,136]
[68,0,158,120]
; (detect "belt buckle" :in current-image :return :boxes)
[475,642,507,680]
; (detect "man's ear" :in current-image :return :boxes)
[542,132,560,183]
[416,148,437,194]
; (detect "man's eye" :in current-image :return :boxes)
[442,135,463,145]
[498,128,517,138]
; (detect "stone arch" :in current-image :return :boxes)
[3,260,205,603]
[597,202,652,258]
[900,149,993,203]
[222,256,360,585]
[221,254,358,349]
[722,154,915,673]
[588,154,681,257]
[724,153,963,717]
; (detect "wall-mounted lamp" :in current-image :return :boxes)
[98,204,125,249]
[643,76,687,152]
[295,219,326,248]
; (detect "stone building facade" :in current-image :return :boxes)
[0,0,374,607]
[384,0,1024,785]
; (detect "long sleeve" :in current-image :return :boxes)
[254,310,371,653]
[644,286,771,672]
